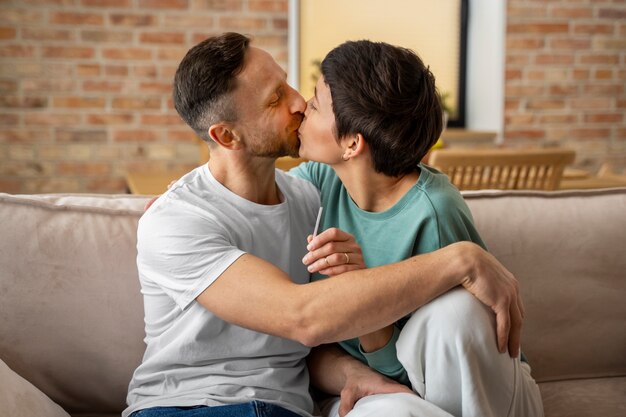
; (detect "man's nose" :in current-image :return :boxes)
[288,86,306,114]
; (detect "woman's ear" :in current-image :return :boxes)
[208,123,244,150]
[342,133,366,161]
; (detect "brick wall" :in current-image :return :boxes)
[0,0,289,193]
[505,0,626,171]
[1,0,624,193]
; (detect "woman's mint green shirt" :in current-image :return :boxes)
[289,162,486,386]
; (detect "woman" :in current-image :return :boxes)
[290,40,542,417]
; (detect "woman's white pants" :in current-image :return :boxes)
[321,288,544,417]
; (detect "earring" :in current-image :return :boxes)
[342,153,350,161]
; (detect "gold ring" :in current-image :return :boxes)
[344,252,350,264]
[324,257,330,266]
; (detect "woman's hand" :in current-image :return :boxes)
[302,227,365,276]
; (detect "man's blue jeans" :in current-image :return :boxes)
[130,401,302,417]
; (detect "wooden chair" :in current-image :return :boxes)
[429,148,576,191]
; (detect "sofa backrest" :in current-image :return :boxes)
[0,194,149,415]
[1,189,625,414]
[464,188,626,382]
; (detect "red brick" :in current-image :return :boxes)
[83,80,125,92]
[81,30,133,42]
[593,38,626,50]
[167,129,200,143]
[22,27,73,41]
[539,114,578,124]
[584,113,624,123]
[527,99,566,110]
[103,47,152,60]
[506,54,530,66]
[507,4,546,18]
[273,18,287,30]
[140,32,185,44]
[249,0,287,12]
[81,0,131,6]
[87,113,135,124]
[219,17,267,30]
[53,97,106,108]
[112,97,161,109]
[549,38,591,50]
[551,7,593,18]
[57,162,111,176]
[579,54,619,64]
[141,114,183,125]
[505,85,545,97]
[192,32,221,44]
[0,80,18,93]
[22,79,76,92]
[0,9,44,24]
[507,37,545,49]
[0,114,19,125]
[25,113,82,125]
[85,178,128,193]
[77,64,101,76]
[536,54,575,65]
[0,27,16,39]
[50,12,104,25]
[157,47,188,60]
[572,69,590,80]
[43,46,95,59]
[506,69,522,81]
[161,66,177,78]
[549,84,579,95]
[138,0,188,9]
[56,129,108,142]
[0,45,36,57]
[109,14,157,26]
[505,99,521,111]
[505,113,535,125]
[113,130,160,141]
[0,96,48,108]
[599,8,626,19]
[584,84,624,95]
[571,97,613,109]
[191,0,242,11]
[573,23,614,35]
[139,82,173,94]
[0,179,21,193]
[504,129,546,140]
[133,65,158,77]
[594,69,614,80]
[0,129,52,143]
[616,99,626,109]
[571,128,611,139]
[163,15,214,27]
[508,23,569,34]
[105,65,129,76]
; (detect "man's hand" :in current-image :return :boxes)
[456,242,525,357]
[307,344,413,417]
[302,228,365,276]
[338,361,414,417]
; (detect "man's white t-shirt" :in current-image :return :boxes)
[124,165,320,417]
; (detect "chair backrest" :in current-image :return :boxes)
[429,148,576,190]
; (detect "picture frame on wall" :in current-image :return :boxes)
[288,0,469,127]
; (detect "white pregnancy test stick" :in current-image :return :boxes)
[312,207,323,237]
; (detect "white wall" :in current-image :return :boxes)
[466,0,506,142]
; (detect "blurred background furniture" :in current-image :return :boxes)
[429,148,576,191]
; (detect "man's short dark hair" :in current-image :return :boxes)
[173,32,250,143]
[321,40,443,176]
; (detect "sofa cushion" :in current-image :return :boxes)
[463,188,626,382]
[539,376,626,417]
[0,193,150,415]
[0,358,70,417]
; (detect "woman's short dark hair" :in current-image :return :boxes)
[173,32,250,143]
[321,40,443,176]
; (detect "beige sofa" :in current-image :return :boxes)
[1,188,625,417]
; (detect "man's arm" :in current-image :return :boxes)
[196,240,523,356]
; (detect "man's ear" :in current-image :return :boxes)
[208,123,244,150]
[342,133,367,160]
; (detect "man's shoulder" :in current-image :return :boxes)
[277,168,320,203]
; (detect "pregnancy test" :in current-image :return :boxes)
[312,207,323,237]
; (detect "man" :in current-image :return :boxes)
[124,33,526,417]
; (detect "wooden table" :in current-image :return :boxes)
[559,176,626,190]
[125,170,188,195]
